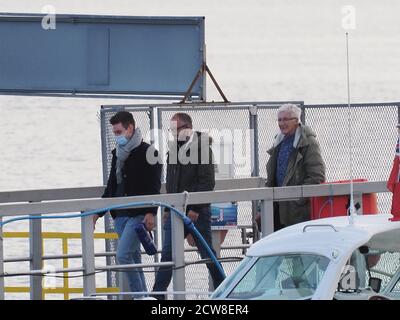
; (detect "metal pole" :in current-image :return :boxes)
[201,43,207,101]
[149,106,155,146]
[300,102,306,125]
[156,107,165,263]
[249,106,259,177]
[29,215,43,300]
[157,107,166,182]
[398,103,400,126]
[171,206,186,300]
[100,106,109,185]
[150,106,160,264]
[260,199,274,238]
[210,230,221,291]
[81,214,96,296]
[0,217,4,300]
[100,106,113,287]
[249,106,260,242]
[100,106,116,297]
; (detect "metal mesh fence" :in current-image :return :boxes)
[257,103,399,215]
[99,101,400,298]
[157,106,253,179]
[157,105,254,293]
[256,106,283,178]
[304,103,399,214]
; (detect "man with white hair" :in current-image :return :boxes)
[264,103,326,229]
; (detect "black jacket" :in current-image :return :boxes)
[102,142,162,218]
[166,131,215,213]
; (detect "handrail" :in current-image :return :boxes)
[0,177,265,204]
[303,224,338,233]
[0,180,388,217]
[0,178,389,300]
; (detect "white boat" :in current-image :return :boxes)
[211,214,400,300]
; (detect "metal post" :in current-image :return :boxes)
[149,106,156,146]
[81,214,96,296]
[200,43,207,101]
[171,206,185,300]
[156,107,165,263]
[149,106,161,264]
[260,199,274,238]
[100,106,109,185]
[0,217,4,300]
[100,106,118,297]
[210,230,221,291]
[249,106,261,242]
[29,215,43,300]
[300,102,306,125]
[398,103,400,125]
[157,107,166,182]
[249,106,259,178]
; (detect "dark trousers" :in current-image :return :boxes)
[257,202,285,233]
[273,202,285,231]
[153,207,225,296]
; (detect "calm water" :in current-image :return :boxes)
[1,0,400,299]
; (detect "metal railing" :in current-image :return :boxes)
[0,178,390,299]
[2,231,119,299]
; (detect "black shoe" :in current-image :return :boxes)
[150,293,166,300]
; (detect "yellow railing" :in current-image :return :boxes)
[3,231,119,300]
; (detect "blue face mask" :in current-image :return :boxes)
[116,135,128,146]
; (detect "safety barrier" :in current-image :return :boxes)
[0,178,391,299]
[2,231,119,300]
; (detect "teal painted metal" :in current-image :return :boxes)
[0,14,205,99]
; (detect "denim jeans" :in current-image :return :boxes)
[114,216,147,296]
[152,207,225,295]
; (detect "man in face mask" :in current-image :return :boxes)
[152,112,225,299]
[93,111,161,298]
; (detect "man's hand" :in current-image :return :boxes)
[186,234,196,247]
[92,214,100,231]
[187,210,199,222]
[143,213,155,231]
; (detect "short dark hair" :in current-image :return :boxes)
[172,112,193,128]
[110,111,135,129]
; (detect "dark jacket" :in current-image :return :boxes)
[166,131,215,213]
[102,141,162,218]
[266,124,326,226]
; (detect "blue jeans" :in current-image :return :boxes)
[114,216,147,295]
[152,208,224,294]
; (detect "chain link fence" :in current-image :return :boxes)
[304,103,399,215]
[100,101,400,298]
[158,105,253,295]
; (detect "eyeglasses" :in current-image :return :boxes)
[277,117,297,123]
[168,124,188,132]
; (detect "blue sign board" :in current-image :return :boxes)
[0,14,205,98]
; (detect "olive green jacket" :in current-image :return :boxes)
[266,124,326,226]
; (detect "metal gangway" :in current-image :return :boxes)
[0,177,389,300]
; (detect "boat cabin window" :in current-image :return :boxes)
[225,254,330,300]
[337,247,400,298]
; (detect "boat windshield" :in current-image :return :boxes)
[225,254,330,300]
